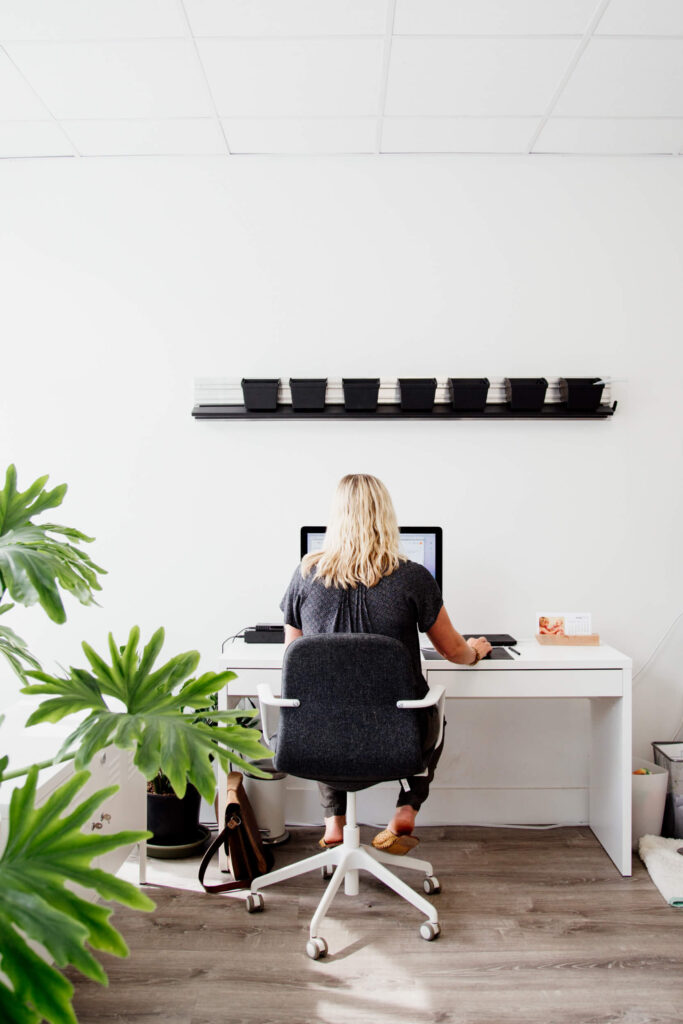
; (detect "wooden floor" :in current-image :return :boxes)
[68,826,683,1024]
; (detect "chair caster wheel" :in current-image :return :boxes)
[419,921,441,942]
[321,866,334,880]
[423,875,441,895]
[245,893,264,913]
[306,937,328,960]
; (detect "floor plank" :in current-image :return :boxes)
[67,826,683,1024]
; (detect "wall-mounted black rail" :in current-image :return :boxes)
[192,401,617,420]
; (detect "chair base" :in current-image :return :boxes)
[248,823,440,954]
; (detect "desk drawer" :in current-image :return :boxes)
[425,669,623,698]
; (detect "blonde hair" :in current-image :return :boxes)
[302,474,405,589]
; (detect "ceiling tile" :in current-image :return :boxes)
[0,119,72,157]
[385,37,578,116]
[394,0,597,36]
[198,38,384,116]
[6,41,214,119]
[381,116,538,152]
[0,49,51,119]
[185,0,388,37]
[65,118,226,155]
[0,1,187,41]
[223,116,376,153]
[554,38,683,117]
[596,0,683,37]
[535,116,683,153]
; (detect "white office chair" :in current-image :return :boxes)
[244,634,446,959]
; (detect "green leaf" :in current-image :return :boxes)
[0,623,41,682]
[0,764,154,1024]
[0,466,65,534]
[0,466,105,622]
[0,977,41,1024]
[23,628,273,802]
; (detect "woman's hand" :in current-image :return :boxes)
[467,636,492,663]
[427,609,492,665]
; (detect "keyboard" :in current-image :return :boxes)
[422,647,513,661]
[461,633,517,646]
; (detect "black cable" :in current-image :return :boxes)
[221,627,248,653]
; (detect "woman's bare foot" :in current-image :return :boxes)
[323,815,346,844]
[388,805,417,836]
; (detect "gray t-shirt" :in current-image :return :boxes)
[280,560,443,697]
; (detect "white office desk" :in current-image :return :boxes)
[218,640,632,876]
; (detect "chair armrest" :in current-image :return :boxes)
[397,685,446,751]
[396,684,445,710]
[256,684,300,742]
[257,684,300,709]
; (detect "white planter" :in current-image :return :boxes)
[243,767,289,844]
[632,757,668,850]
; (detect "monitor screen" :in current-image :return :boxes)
[300,526,442,592]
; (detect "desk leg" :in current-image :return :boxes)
[138,840,147,885]
[217,690,241,873]
[589,671,632,876]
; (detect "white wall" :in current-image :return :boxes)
[2,155,682,822]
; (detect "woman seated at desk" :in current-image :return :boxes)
[280,473,491,854]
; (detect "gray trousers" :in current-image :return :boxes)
[317,714,445,818]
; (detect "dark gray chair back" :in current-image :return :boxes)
[273,633,425,787]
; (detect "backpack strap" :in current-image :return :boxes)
[198,771,273,894]
[198,806,250,893]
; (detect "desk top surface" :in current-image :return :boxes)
[219,638,631,671]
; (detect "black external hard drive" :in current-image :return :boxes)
[244,625,285,644]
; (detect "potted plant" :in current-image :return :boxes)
[145,694,221,856]
[146,771,204,854]
[0,465,272,1024]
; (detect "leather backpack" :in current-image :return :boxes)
[199,771,274,893]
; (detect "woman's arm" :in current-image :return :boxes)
[284,624,303,648]
[426,607,492,664]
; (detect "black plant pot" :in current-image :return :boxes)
[147,784,201,846]
[241,378,280,411]
[398,378,437,411]
[289,378,327,411]
[449,377,490,411]
[559,377,605,411]
[342,378,380,412]
[505,377,548,411]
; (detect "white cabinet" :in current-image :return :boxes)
[0,699,145,876]
[53,745,145,877]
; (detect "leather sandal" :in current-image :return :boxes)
[318,837,343,849]
[371,829,420,855]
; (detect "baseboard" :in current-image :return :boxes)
[284,782,588,827]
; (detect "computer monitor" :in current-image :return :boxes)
[300,526,443,592]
